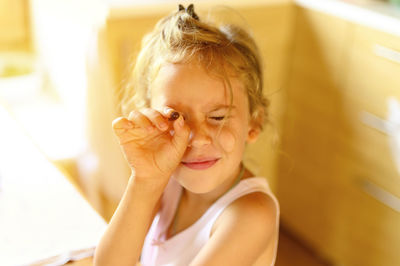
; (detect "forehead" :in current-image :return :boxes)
[150,62,246,110]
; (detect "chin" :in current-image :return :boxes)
[173,167,219,194]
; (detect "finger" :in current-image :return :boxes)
[128,110,154,131]
[141,108,169,131]
[112,117,133,130]
[112,117,143,141]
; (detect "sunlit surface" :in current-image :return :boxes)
[0,104,107,265]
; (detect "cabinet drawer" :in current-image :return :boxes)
[345,25,400,118]
[335,132,400,195]
[332,153,400,266]
[352,24,400,61]
[284,76,400,200]
[327,104,400,197]
[335,24,400,198]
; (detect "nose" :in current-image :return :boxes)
[188,121,212,148]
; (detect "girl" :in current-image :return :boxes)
[94,4,279,266]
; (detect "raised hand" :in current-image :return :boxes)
[112,107,190,186]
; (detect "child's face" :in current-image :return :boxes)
[150,61,259,194]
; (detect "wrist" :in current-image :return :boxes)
[127,172,170,195]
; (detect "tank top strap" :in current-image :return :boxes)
[199,177,277,238]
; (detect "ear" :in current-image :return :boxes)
[246,107,264,144]
[247,127,261,143]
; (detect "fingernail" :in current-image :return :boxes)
[163,107,173,115]
[169,111,180,121]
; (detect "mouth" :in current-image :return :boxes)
[181,158,220,170]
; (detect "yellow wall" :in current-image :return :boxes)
[0,0,31,51]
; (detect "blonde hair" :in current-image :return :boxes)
[120,4,269,129]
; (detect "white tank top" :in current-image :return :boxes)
[140,177,280,266]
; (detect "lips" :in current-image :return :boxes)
[181,158,220,170]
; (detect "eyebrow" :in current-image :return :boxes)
[208,105,236,112]
[163,103,236,113]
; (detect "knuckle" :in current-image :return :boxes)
[130,110,143,121]
[142,108,159,118]
[128,110,135,120]
[112,117,124,128]
[142,108,166,125]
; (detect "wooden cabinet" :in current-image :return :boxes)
[277,7,351,259]
[345,24,400,118]
[338,24,400,198]
[332,155,400,266]
[332,24,400,266]
[277,7,400,266]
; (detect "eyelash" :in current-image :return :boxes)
[179,115,229,122]
[209,116,226,121]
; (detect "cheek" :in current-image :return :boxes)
[216,129,236,153]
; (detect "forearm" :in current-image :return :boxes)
[93,175,166,266]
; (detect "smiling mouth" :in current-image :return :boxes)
[181,158,220,170]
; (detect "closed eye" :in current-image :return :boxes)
[210,116,225,121]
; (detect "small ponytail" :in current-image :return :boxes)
[178,4,200,21]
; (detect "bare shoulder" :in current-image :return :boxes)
[212,192,278,237]
[191,192,278,265]
[209,191,279,253]
[233,192,277,218]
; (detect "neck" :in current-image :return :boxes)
[169,165,253,237]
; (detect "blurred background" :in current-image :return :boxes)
[1,0,400,265]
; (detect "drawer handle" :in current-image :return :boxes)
[373,44,400,65]
[358,178,400,213]
[360,111,393,135]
